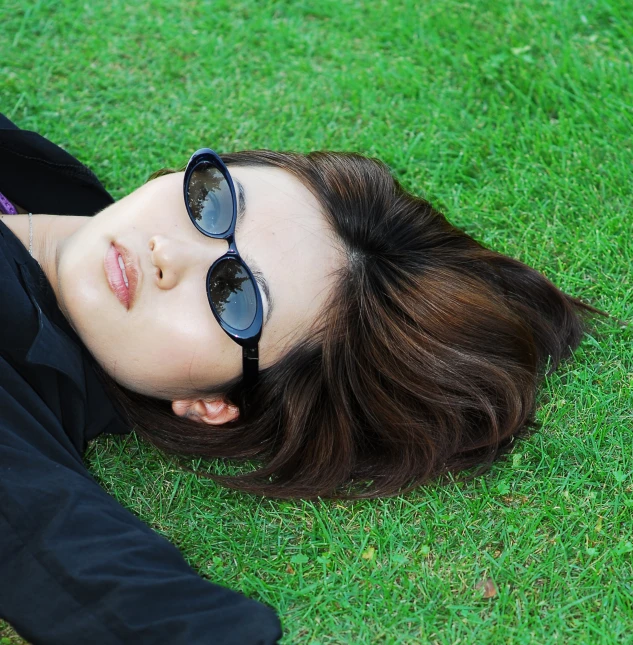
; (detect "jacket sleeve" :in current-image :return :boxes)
[0,363,282,645]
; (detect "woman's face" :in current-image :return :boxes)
[55,166,343,401]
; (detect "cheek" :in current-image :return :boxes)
[187,340,243,391]
[153,286,245,388]
[118,306,219,395]
[112,295,241,397]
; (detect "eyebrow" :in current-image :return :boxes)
[236,178,247,229]
[235,178,274,325]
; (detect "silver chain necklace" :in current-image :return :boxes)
[28,212,33,256]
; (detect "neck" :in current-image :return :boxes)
[0,213,89,303]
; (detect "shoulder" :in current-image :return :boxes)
[0,113,115,215]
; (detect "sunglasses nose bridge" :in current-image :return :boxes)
[226,236,238,254]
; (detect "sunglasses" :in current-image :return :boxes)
[183,148,263,391]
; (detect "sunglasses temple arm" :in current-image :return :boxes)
[242,346,259,391]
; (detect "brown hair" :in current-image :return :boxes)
[100,150,597,499]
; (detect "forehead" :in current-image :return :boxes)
[227,165,343,366]
[229,165,324,232]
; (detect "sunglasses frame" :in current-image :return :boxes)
[183,148,263,391]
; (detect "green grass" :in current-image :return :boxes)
[2,0,632,642]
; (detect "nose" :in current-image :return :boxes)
[149,234,227,290]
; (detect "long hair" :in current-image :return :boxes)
[99,150,597,499]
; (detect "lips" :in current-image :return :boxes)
[105,242,140,310]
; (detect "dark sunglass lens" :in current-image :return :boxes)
[187,162,234,235]
[208,260,257,331]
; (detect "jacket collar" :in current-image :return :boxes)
[16,256,88,398]
[1,221,128,437]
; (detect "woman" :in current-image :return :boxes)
[0,114,594,643]
[0,116,283,644]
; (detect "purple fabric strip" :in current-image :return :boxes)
[0,190,18,215]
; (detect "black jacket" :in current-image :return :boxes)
[0,114,282,645]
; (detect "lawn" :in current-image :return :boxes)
[1,0,632,643]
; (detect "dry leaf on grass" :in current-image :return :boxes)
[361,546,376,560]
[475,577,498,598]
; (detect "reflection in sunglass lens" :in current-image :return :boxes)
[208,259,257,331]
[187,162,234,234]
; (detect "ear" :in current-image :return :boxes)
[171,396,239,426]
